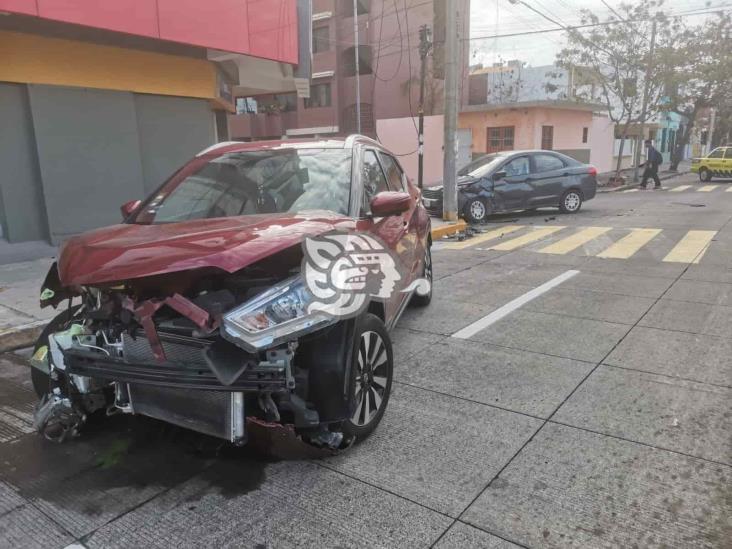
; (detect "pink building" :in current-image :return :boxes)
[459,101,615,173]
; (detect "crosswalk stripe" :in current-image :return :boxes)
[622,189,639,193]
[596,228,662,259]
[488,226,566,251]
[698,185,718,192]
[726,186,732,192]
[662,230,717,264]
[670,185,691,192]
[538,227,612,255]
[443,225,524,250]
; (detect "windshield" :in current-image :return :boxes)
[458,154,505,178]
[132,148,352,224]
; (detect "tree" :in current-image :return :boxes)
[553,0,679,177]
[656,11,732,169]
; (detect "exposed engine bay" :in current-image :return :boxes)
[32,251,358,450]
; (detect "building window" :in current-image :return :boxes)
[235,94,297,114]
[486,126,514,153]
[541,125,554,150]
[342,46,373,76]
[582,127,588,144]
[312,25,330,54]
[305,83,332,108]
[341,0,369,16]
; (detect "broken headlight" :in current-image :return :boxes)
[222,276,337,352]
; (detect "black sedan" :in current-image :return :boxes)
[422,150,598,223]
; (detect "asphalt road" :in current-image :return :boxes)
[0,172,730,548]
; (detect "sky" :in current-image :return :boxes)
[469,0,729,68]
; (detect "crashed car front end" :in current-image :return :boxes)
[32,259,358,450]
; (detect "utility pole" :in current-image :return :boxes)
[353,0,361,134]
[633,18,657,183]
[442,0,458,221]
[417,24,432,190]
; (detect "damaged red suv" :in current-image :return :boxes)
[31,136,432,449]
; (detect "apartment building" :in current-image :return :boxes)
[229,0,470,141]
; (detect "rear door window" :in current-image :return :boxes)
[533,154,565,173]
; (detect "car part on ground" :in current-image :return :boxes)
[30,136,431,451]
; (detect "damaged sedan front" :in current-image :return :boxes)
[30,137,432,450]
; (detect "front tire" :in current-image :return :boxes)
[699,168,712,182]
[464,198,490,223]
[342,314,393,441]
[559,189,582,214]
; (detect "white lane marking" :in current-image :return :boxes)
[669,185,691,192]
[622,189,639,193]
[451,270,580,339]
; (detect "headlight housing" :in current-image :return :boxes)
[221,275,337,352]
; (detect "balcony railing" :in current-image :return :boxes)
[228,111,298,140]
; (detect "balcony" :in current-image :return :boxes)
[228,111,299,140]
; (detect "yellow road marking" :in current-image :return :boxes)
[538,227,612,255]
[663,230,717,264]
[698,185,718,192]
[443,225,524,250]
[488,226,566,251]
[596,228,662,259]
[622,189,639,193]
[669,185,691,192]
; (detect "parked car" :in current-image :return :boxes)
[30,135,432,450]
[423,150,598,223]
[691,146,732,181]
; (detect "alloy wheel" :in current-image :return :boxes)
[564,191,581,212]
[351,331,389,427]
[469,200,486,221]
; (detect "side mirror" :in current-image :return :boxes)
[120,199,142,219]
[370,191,411,217]
[492,171,507,182]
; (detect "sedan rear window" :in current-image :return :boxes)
[133,148,353,224]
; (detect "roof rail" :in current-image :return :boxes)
[345,134,383,148]
[195,141,242,156]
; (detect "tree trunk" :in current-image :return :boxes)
[615,137,626,177]
[671,120,694,171]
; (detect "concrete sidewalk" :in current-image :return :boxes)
[598,159,692,192]
[0,258,56,351]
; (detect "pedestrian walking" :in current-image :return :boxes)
[640,139,663,189]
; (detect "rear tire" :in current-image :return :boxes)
[559,189,582,214]
[410,245,432,307]
[342,314,393,441]
[699,168,712,182]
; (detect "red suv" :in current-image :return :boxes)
[31,136,432,449]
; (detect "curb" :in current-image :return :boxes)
[0,319,46,353]
[430,220,468,239]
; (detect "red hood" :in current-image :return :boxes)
[58,212,356,286]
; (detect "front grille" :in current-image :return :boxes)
[123,333,207,365]
[422,187,443,199]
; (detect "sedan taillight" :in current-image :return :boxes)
[588,166,598,177]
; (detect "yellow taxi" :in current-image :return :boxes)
[691,146,732,181]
